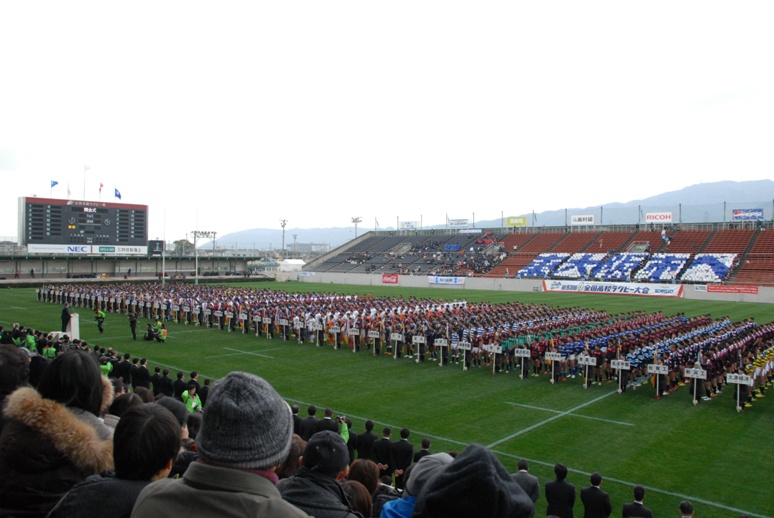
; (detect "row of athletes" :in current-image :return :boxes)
[39,282,773,387]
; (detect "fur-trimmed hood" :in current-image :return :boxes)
[3,386,113,474]
[99,374,114,414]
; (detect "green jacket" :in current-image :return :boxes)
[181,391,202,413]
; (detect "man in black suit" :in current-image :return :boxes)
[133,358,152,390]
[291,404,302,436]
[371,427,394,479]
[61,303,71,333]
[391,428,414,491]
[413,437,432,463]
[512,459,540,504]
[150,366,163,397]
[315,407,339,434]
[299,405,318,441]
[580,471,612,518]
[622,485,653,518]
[679,500,694,518]
[172,371,188,401]
[356,420,378,460]
[545,463,576,518]
[188,371,202,392]
[129,358,141,391]
[344,419,357,466]
[198,378,211,407]
[158,368,174,397]
[112,353,132,387]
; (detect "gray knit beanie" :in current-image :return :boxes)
[197,371,293,470]
[405,452,454,496]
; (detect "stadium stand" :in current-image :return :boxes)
[634,253,691,283]
[594,253,648,281]
[299,222,774,285]
[680,253,736,283]
[552,253,607,279]
[516,253,570,278]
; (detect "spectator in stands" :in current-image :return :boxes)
[48,404,180,518]
[134,386,155,403]
[132,372,310,518]
[278,430,360,518]
[155,396,197,478]
[0,349,114,516]
[346,458,394,516]
[412,444,533,518]
[341,480,372,517]
[381,452,453,518]
[103,392,144,430]
[277,434,307,479]
[0,344,30,434]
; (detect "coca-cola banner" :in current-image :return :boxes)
[382,273,399,285]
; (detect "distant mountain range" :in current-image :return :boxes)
[207,180,774,251]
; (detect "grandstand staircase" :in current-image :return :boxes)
[726,230,761,283]
[697,230,715,254]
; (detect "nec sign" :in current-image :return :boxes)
[67,246,91,254]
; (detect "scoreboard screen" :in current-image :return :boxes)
[19,197,149,249]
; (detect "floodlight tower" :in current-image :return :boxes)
[280,219,287,252]
[191,230,217,285]
[352,216,362,238]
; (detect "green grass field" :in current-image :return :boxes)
[2,282,773,517]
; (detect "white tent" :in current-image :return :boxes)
[279,259,306,272]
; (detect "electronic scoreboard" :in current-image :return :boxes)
[19,197,149,254]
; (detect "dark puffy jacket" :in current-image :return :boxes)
[278,468,363,518]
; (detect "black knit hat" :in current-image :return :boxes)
[413,443,534,518]
[302,430,349,477]
[197,372,293,470]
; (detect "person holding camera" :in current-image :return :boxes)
[181,382,203,414]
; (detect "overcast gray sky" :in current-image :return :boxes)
[1,1,772,243]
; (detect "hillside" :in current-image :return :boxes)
[210,180,774,250]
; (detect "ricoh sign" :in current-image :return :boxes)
[644,212,673,223]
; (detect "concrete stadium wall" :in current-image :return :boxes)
[293,272,774,304]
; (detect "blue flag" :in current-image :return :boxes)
[115,188,122,200]
[51,180,58,188]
